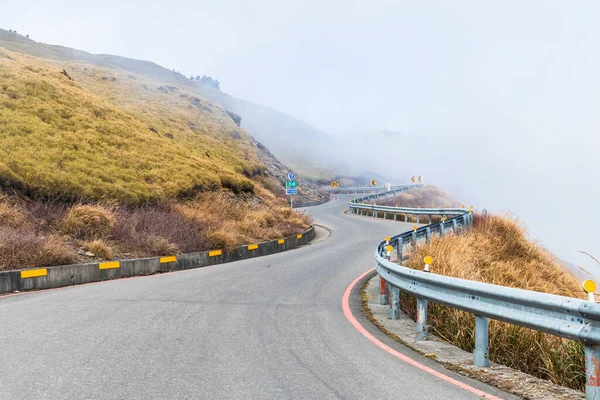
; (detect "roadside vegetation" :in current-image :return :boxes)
[359,185,460,223]
[0,47,311,271]
[375,185,461,208]
[401,213,585,390]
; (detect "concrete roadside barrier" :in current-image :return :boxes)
[0,226,315,295]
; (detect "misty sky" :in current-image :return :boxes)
[2,1,599,272]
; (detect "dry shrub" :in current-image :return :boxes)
[179,192,311,245]
[0,229,76,270]
[62,204,116,240]
[136,235,180,256]
[113,205,200,254]
[40,235,78,266]
[0,188,311,271]
[205,231,236,252]
[84,240,113,259]
[402,213,585,390]
[0,203,25,228]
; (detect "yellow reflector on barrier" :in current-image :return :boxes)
[413,226,417,231]
[21,268,47,279]
[583,280,597,293]
[208,250,222,257]
[160,256,177,264]
[424,256,433,265]
[278,239,285,245]
[99,262,120,270]
[297,234,303,239]
[248,244,258,250]
[386,245,393,253]
[385,236,390,243]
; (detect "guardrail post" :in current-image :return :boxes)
[404,213,408,222]
[428,215,432,224]
[585,345,600,399]
[474,315,490,367]
[416,297,428,340]
[416,214,420,224]
[374,210,378,218]
[384,212,387,219]
[425,227,431,243]
[440,222,445,237]
[397,239,403,260]
[390,286,400,320]
[379,276,389,305]
[394,213,397,221]
[452,218,458,234]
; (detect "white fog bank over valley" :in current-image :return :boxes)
[2,1,598,274]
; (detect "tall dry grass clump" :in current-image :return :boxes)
[83,240,113,259]
[402,214,585,390]
[0,203,25,228]
[61,205,116,240]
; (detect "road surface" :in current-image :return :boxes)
[0,196,516,399]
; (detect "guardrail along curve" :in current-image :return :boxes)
[343,185,600,399]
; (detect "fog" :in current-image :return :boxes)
[2,1,599,274]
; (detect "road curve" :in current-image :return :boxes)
[0,196,516,400]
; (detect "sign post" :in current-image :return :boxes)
[286,173,297,209]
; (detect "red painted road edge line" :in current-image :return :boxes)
[342,268,502,400]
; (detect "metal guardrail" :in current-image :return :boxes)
[319,184,416,194]
[344,186,600,398]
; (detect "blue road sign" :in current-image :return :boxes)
[288,173,295,181]
[286,188,297,195]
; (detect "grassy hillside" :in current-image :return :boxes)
[0,48,264,203]
[403,214,584,390]
[0,29,354,181]
[0,32,317,271]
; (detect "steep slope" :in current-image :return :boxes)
[0,29,355,181]
[0,34,324,271]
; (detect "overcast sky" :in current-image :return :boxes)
[2,1,599,272]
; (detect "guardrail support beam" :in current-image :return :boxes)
[379,276,389,305]
[474,315,490,367]
[389,287,401,320]
[404,213,408,222]
[396,240,403,261]
[586,345,600,399]
[416,215,420,224]
[425,227,431,243]
[416,297,429,340]
[428,215,432,224]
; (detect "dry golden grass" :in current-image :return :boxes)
[0,202,24,227]
[0,48,263,204]
[177,190,312,248]
[402,214,585,390]
[0,46,312,270]
[61,205,116,240]
[83,240,113,259]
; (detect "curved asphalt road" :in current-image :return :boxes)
[0,196,516,400]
